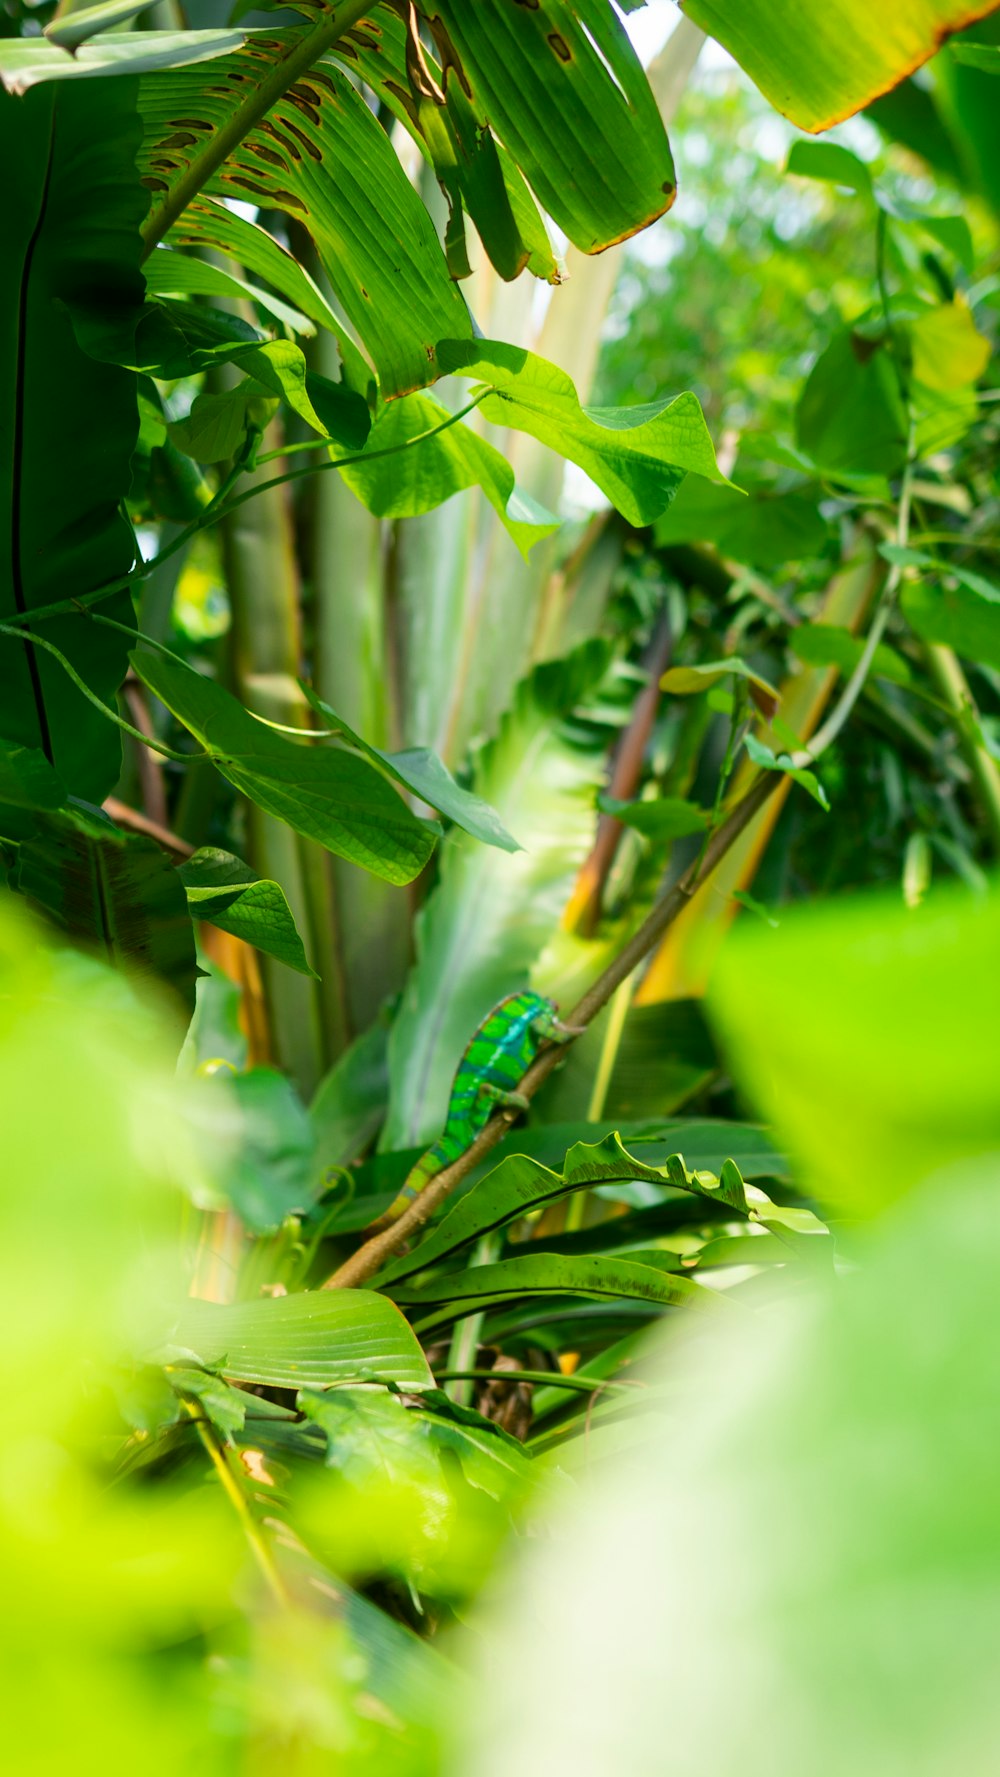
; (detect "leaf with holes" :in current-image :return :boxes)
[135,29,472,398]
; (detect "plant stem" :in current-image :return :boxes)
[140,0,375,256]
[922,642,1000,856]
[792,441,915,770]
[181,1403,290,1609]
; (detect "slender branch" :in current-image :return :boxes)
[320,769,780,1290]
[791,440,915,770]
[140,0,375,257]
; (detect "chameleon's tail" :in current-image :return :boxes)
[366,1142,450,1231]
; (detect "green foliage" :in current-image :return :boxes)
[3,5,1000,1769]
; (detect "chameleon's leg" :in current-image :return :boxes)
[477,1081,530,1112]
[531,1006,585,1043]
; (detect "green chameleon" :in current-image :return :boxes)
[375,990,581,1227]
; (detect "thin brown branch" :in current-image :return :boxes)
[321,769,780,1291]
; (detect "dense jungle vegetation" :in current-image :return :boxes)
[2,1,1000,1770]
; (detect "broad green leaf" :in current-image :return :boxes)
[404,0,676,254]
[179,847,316,977]
[310,1014,389,1170]
[709,877,1000,1213]
[745,733,830,811]
[301,683,521,853]
[0,80,141,801]
[797,328,907,476]
[178,957,247,1076]
[382,642,609,1153]
[653,477,827,569]
[193,1066,321,1232]
[901,578,1000,670]
[910,301,991,392]
[661,658,779,719]
[786,139,874,196]
[788,624,912,686]
[880,545,1000,602]
[166,1289,433,1390]
[336,391,559,561]
[16,806,198,1015]
[168,385,277,464]
[0,739,66,813]
[391,1252,710,1332]
[597,795,709,840]
[0,27,244,92]
[377,1131,752,1288]
[143,244,315,336]
[136,32,473,398]
[679,0,999,131]
[438,340,728,526]
[131,649,437,886]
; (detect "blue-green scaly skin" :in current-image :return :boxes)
[379,991,570,1225]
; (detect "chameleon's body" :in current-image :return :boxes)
[377,991,578,1226]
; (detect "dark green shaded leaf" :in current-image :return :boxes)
[194,1066,320,1232]
[16,806,198,1014]
[788,624,912,685]
[179,846,316,977]
[131,649,437,885]
[598,795,709,839]
[797,328,907,476]
[1,80,142,800]
[0,739,66,813]
[653,478,828,568]
[786,139,873,196]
